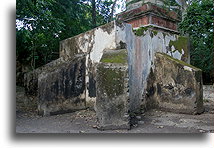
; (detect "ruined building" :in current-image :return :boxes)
[24,0,204,130]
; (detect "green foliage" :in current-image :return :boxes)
[16,0,65,69]
[96,0,116,23]
[133,26,149,36]
[179,0,213,83]
[51,0,93,39]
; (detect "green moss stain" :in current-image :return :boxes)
[150,30,158,38]
[157,52,201,71]
[133,26,149,36]
[98,65,125,98]
[101,50,128,64]
[152,30,158,36]
[133,26,159,37]
[169,36,188,54]
[162,32,169,39]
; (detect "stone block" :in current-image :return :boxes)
[145,52,204,114]
[38,55,86,116]
[95,49,130,130]
[24,58,65,97]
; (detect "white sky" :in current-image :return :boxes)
[115,0,126,14]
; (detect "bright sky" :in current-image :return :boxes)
[115,0,126,14]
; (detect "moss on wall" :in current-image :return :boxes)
[169,36,188,54]
[97,65,125,98]
[101,50,128,64]
[133,26,159,37]
[133,26,150,36]
[157,52,201,71]
[150,30,158,38]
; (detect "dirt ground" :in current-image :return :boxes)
[16,86,214,133]
[16,108,214,133]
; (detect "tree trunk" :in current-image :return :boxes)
[92,0,96,28]
[109,0,118,22]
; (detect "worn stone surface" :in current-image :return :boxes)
[96,49,130,130]
[203,85,214,101]
[125,26,190,119]
[24,58,65,97]
[38,55,86,116]
[24,21,190,113]
[145,52,204,114]
[59,22,123,108]
[23,20,194,123]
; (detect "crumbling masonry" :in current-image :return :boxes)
[24,0,203,130]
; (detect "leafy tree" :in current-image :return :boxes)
[96,0,117,23]
[179,0,214,84]
[51,0,94,39]
[16,0,65,69]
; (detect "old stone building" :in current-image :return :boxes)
[24,0,203,130]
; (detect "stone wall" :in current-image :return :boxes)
[96,49,130,130]
[124,26,190,116]
[145,52,204,114]
[59,22,121,108]
[24,21,197,121]
[24,57,65,97]
[38,55,86,116]
[94,22,193,129]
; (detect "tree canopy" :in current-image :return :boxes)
[179,0,213,83]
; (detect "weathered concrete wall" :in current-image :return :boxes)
[145,52,204,114]
[121,26,190,116]
[24,21,192,119]
[96,49,130,130]
[24,57,65,97]
[94,23,191,129]
[24,22,121,110]
[59,22,121,108]
[38,55,86,116]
